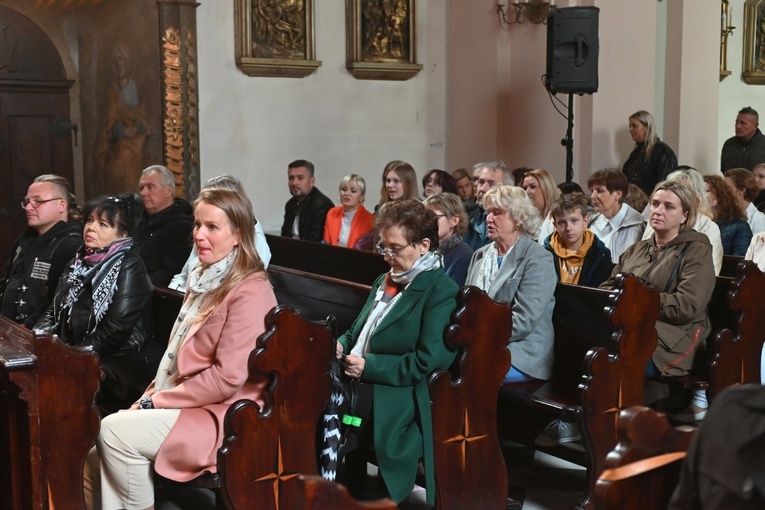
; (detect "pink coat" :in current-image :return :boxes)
[137,275,277,481]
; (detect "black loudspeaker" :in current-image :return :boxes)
[545,7,599,94]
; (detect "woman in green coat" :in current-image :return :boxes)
[335,199,458,505]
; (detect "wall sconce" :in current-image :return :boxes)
[496,0,554,26]
[720,0,735,80]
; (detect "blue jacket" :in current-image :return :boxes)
[717,218,752,257]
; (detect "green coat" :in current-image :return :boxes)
[338,268,458,505]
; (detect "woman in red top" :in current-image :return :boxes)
[323,174,376,251]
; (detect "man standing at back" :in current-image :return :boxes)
[464,161,515,250]
[280,159,333,242]
[0,174,82,328]
[133,164,193,286]
[721,106,765,171]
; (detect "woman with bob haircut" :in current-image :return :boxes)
[323,173,375,250]
[327,199,457,506]
[376,160,419,212]
[622,110,678,196]
[423,192,473,286]
[603,180,715,422]
[36,192,160,413]
[421,169,458,198]
[521,168,560,244]
[82,188,277,510]
[465,185,556,383]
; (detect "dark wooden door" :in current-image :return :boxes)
[0,5,75,275]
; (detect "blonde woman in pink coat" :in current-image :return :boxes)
[84,188,277,510]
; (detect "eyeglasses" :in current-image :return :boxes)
[376,242,413,259]
[433,214,447,220]
[20,197,63,209]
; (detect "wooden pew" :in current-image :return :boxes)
[720,254,743,278]
[266,234,388,285]
[218,306,336,509]
[497,274,660,510]
[268,265,371,334]
[284,476,397,510]
[0,316,100,510]
[593,406,693,510]
[429,286,514,510]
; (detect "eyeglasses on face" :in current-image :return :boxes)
[376,242,413,259]
[20,197,62,209]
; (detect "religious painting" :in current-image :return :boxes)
[346,0,422,80]
[743,0,765,84]
[78,0,163,198]
[234,0,321,78]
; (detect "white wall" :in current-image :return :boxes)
[196,2,447,232]
[718,0,764,172]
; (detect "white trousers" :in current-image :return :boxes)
[83,409,181,510]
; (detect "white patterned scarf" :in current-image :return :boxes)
[473,242,501,292]
[154,250,235,391]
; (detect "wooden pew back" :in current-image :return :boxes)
[266,234,389,285]
[269,265,371,334]
[283,476,397,510]
[593,406,694,510]
[727,260,765,384]
[428,286,512,510]
[219,306,336,510]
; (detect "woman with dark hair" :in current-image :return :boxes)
[725,167,765,235]
[704,175,752,256]
[329,199,457,506]
[36,193,161,412]
[422,169,457,198]
[82,188,276,509]
[622,110,678,196]
[376,160,418,212]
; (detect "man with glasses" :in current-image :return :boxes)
[0,174,82,327]
[464,161,515,250]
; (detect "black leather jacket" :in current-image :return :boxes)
[280,187,334,242]
[35,248,160,409]
[0,220,82,327]
[622,140,678,196]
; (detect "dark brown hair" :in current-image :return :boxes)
[376,199,439,251]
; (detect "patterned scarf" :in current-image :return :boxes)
[437,233,464,257]
[154,250,235,391]
[59,237,133,333]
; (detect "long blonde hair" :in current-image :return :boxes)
[194,188,265,319]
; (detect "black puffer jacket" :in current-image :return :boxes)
[622,140,678,196]
[0,220,82,327]
[133,198,194,286]
[35,248,161,410]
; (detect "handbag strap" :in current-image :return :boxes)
[663,241,692,294]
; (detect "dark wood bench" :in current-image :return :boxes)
[266,234,388,285]
[593,406,694,510]
[0,315,101,510]
[720,254,743,278]
[285,475,397,510]
[497,274,660,510]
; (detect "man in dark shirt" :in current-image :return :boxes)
[133,164,193,286]
[464,161,515,251]
[0,175,82,327]
[721,106,765,171]
[280,159,333,242]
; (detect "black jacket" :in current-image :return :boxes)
[133,198,194,286]
[35,249,161,410]
[280,187,334,242]
[622,139,678,197]
[544,233,614,288]
[0,220,82,328]
[721,129,765,171]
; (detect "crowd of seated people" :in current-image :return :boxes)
[3,120,765,508]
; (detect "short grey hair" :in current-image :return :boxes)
[667,167,711,218]
[481,185,541,239]
[472,161,515,186]
[142,165,175,193]
[205,174,245,193]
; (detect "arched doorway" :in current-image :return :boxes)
[0,6,74,273]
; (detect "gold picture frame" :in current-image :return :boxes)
[346,0,423,81]
[234,0,321,78]
[742,0,765,84]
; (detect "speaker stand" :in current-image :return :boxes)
[561,92,575,183]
